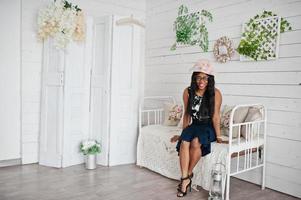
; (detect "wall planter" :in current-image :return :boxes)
[238,10,292,61]
[171,5,213,52]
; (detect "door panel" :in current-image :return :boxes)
[89,16,112,166]
[40,18,93,168]
[39,39,64,168]
[62,38,91,167]
[109,16,142,166]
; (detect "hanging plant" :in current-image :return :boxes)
[237,10,292,61]
[213,36,235,63]
[170,5,213,52]
[37,0,85,49]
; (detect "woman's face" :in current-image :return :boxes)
[195,72,209,90]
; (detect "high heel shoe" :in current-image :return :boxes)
[177,175,192,197]
[177,173,193,191]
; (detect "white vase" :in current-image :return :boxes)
[85,154,97,169]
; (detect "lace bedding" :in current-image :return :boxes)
[136,124,229,190]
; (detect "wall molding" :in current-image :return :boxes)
[0,159,21,168]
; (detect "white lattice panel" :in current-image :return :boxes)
[240,16,281,61]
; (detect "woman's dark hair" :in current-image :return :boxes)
[187,72,215,118]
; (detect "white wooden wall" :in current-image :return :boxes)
[21,0,145,164]
[0,0,21,162]
[145,0,301,198]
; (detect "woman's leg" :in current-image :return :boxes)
[188,137,202,175]
[179,141,190,178]
[178,141,191,196]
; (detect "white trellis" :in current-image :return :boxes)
[240,16,281,61]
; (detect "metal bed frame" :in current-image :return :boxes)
[138,96,267,200]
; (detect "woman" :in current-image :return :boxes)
[174,59,223,197]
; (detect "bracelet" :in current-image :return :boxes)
[216,136,222,139]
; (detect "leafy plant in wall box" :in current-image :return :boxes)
[237,10,292,61]
[171,5,213,52]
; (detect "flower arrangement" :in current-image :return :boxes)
[80,140,101,155]
[168,105,183,121]
[171,5,213,52]
[37,0,85,49]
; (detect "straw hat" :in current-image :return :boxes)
[189,59,214,76]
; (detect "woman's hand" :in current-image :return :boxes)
[170,135,180,143]
[216,137,223,143]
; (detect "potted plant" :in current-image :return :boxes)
[80,140,101,169]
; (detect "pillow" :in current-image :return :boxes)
[177,103,188,128]
[220,105,233,136]
[220,105,234,128]
[220,105,249,138]
[177,110,184,128]
[241,106,263,139]
[163,103,183,126]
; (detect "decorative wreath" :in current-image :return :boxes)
[213,36,235,63]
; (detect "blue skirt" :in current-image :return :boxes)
[176,121,216,157]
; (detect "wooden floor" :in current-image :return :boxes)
[0,164,299,200]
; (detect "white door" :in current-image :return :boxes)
[61,22,92,167]
[89,16,112,166]
[40,18,93,168]
[39,39,65,168]
[109,16,143,166]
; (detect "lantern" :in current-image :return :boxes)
[208,163,226,200]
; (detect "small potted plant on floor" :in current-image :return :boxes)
[80,140,101,169]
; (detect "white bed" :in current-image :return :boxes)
[136,96,267,200]
[137,124,229,190]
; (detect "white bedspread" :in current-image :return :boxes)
[137,124,229,190]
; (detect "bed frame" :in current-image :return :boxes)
[138,96,267,200]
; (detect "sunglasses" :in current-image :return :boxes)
[195,75,209,82]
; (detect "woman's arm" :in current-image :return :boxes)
[182,88,191,129]
[212,88,223,143]
[170,88,190,143]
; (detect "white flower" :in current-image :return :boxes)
[80,139,101,155]
[82,140,96,149]
[37,0,85,49]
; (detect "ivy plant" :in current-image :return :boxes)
[237,10,292,61]
[171,5,213,52]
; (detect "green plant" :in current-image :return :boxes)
[171,5,213,52]
[80,140,101,155]
[237,10,292,61]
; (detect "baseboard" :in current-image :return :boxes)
[0,158,21,167]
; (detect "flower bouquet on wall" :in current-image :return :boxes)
[37,0,85,49]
